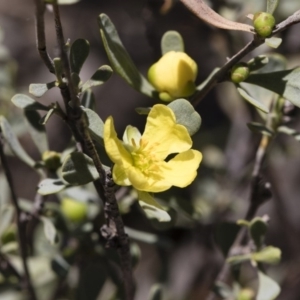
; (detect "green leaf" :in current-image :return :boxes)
[81,89,96,110]
[266,0,279,14]
[98,14,156,98]
[227,253,252,265]
[247,122,273,136]
[251,246,281,265]
[265,37,282,49]
[237,87,269,113]
[61,152,99,185]
[249,217,268,249]
[0,116,36,168]
[81,65,113,91]
[256,271,281,300]
[138,191,171,222]
[11,94,48,111]
[0,205,14,239]
[248,56,269,72]
[70,39,90,74]
[148,284,164,300]
[244,68,300,108]
[37,179,67,195]
[161,31,184,55]
[40,108,55,125]
[40,216,58,245]
[25,110,49,154]
[83,108,104,146]
[167,99,201,136]
[29,82,57,98]
[277,126,300,141]
[135,107,151,115]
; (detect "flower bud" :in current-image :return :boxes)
[148,51,197,102]
[42,151,61,171]
[253,12,276,38]
[61,198,88,222]
[230,62,250,83]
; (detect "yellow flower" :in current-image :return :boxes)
[104,105,202,220]
[148,51,198,102]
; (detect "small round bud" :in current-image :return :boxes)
[42,151,61,171]
[253,12,276,38]
[61,198,88,223]
[230,62,250,83]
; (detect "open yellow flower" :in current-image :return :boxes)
[148,51,198,102]
[104,104,202,196]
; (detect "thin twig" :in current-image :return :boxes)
[0,134,37,300]
[33,0,55,73]
[44,2,135,298]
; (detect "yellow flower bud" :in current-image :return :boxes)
[148,51,197,102]
[253,12,276,38]
[61,198,88,222]
[42,151,61,171]
[230,62,250,83]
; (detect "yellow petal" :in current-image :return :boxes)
[161,149,202,187]
[142,105,192,159]
[126,164,172,193]
[112,164,131,186]
[148,51,197,99]
[104,116,132,166]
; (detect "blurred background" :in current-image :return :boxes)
[1,0,300,299]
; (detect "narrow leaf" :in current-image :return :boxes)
[61,152,99,185]
[245,68,300,108]
[83,108,104,146]
[266,0,279,15]
[247,122,274,136]
[148,284,164,300]
[81,65,113,91]
[0,116,36,168]
[40,216,58,245]
[161,31,184,55]
[29,82,57,97]
[252,246,281,265]
[11,94,48,111]
[40,108,55,125]
[180,0,254,33]
[81,89,96,110]
[98,14,156,98]
[0,205,14,238]
[37,179,67,195]
[237,87,269,113]
[70,39,90,74]
[277,125,300,141]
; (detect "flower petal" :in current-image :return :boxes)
[104,116,132,166]
[142,105,192,159]
[122,125,141,150]
[112,164,131,186]
[161,149,202,187]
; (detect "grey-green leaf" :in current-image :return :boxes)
[148,284,164,300]
[83,108,104,146]
[265,37,282,49]
[11,94,48,111]
[168,99,201,136]
[0,116,36,168]
[61,152,99,185]
[237,87,269,113]
[161,31,184,55]
[25,110,49,154]
[247,122,274,136]
[251,246,281,265]
[29,82,57,98]
[40,216,58,245]
[70,39,90,74]
[244,68,300,108]
[81,89,96,110]
[277,125,300,141]
[266,0,279,14]
[81,65,113,91]
[37,179,67,195]
[249,217,268,249]
[98,14,156,98]
[256,271,281,300]
[248,55,269,72]
[0,205,14,238]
